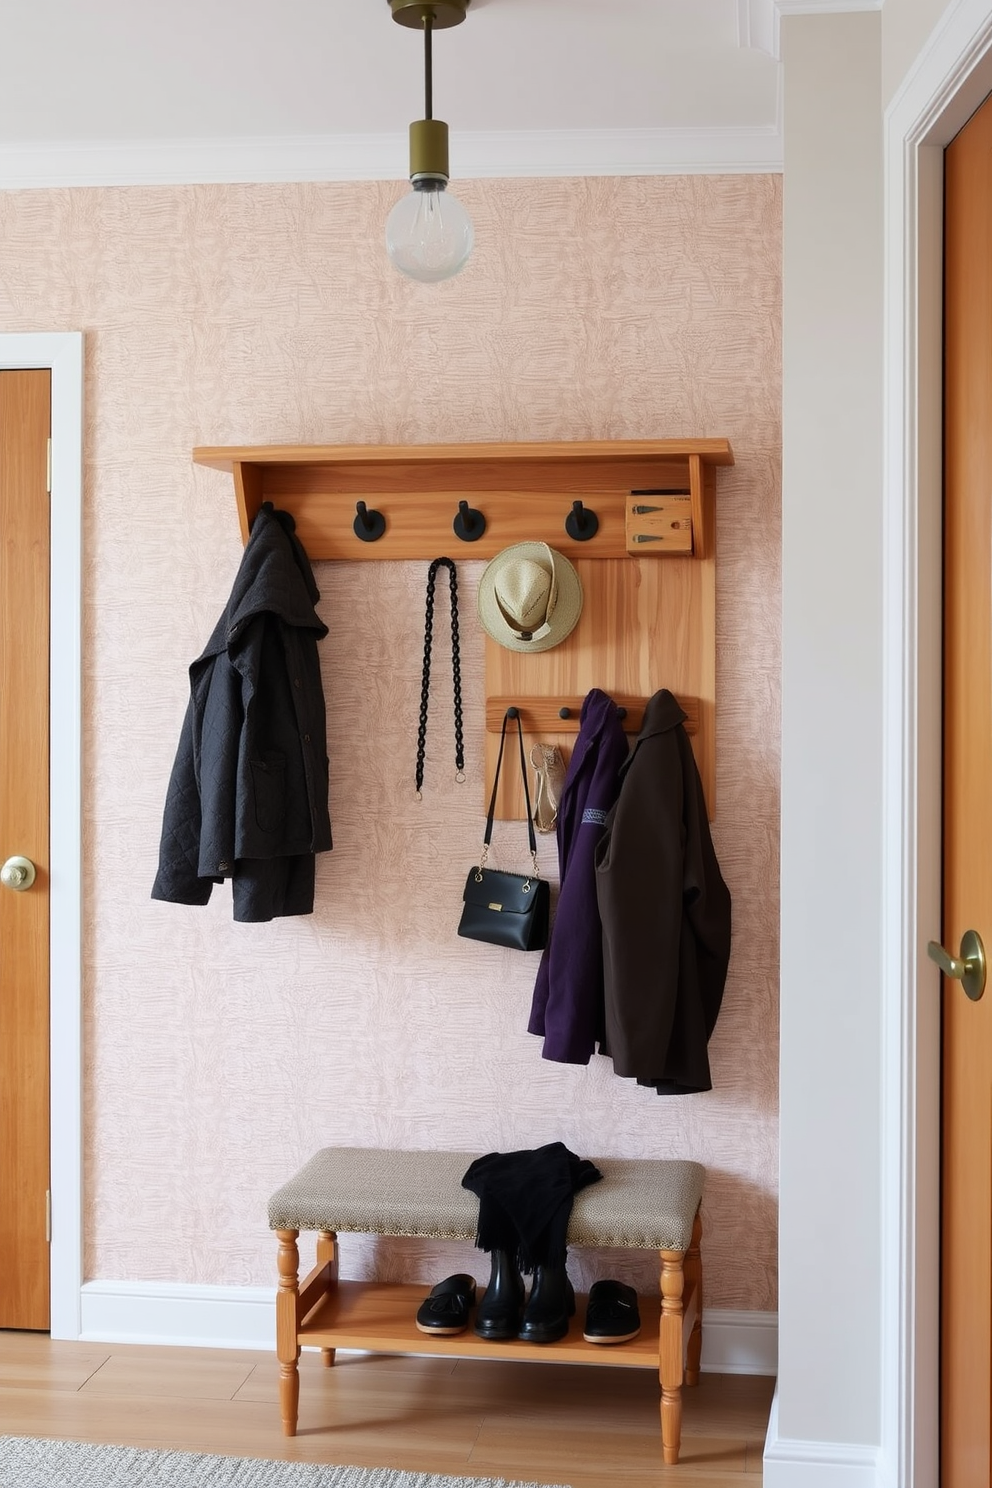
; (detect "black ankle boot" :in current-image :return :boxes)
[474,1249,525,1340]
[517,1261,575,1344]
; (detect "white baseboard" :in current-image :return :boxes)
[79,1281,277,1352]
[700,1307,778,1375]
[763,1390,882,1486]
[78,1281,778,1376]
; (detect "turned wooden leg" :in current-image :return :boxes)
[276,1228,301,1436]
[684,1207,703,1386]
[317,1229,339,1367]
[659,1246,686,1466]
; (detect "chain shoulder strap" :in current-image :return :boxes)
[416,556,465,798]
[477,708,540,882]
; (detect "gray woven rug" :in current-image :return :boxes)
[0,1438,568,1488]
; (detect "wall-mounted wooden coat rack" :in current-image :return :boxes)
[193,438,735,820]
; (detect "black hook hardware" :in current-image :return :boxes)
[559,702,624,720]
[506,706,519,719]
[453,499,486,542]
[353,500,386,543]
[565,500,599,542]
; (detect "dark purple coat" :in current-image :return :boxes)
[527,689,629,1063]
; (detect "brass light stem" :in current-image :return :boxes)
[408,8,448,183]
[388,0,468,192]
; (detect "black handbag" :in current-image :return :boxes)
[458,708,551,951]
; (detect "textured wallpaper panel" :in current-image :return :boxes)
[0,174,781,1310]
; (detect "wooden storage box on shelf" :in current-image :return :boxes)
[624,493,695,554]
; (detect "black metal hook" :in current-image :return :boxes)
[453,499,486,542]
[353,500,386,543]
[565,500,599,542]
[560,702,625,720]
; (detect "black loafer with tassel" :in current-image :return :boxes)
[415,1273,478,1335]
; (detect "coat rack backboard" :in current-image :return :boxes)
[193,439,734,821]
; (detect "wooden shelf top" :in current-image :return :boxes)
[193,437,735,474]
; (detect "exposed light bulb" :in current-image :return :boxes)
[386,176,474,284]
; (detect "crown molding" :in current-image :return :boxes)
[0,125,783,190]
[740,0,777,54]
[0,4,897,187]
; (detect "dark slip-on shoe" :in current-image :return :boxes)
[415,1273,477,1335]
[583,1279,641,1344]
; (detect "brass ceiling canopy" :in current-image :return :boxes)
[389,1,469,29]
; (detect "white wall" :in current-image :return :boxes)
[883,0,955,104]
[773,7,884,1471]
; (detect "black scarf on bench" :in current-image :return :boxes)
[461,1142,602,1273]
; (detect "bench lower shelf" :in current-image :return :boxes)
[275,1221,702,1466]
[299,1279,662,1369]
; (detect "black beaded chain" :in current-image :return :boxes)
[416,557,465,797]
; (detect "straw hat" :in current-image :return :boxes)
[477,541,583,653]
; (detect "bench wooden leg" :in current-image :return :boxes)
[317,1229,338,1368]
[276,1228,301,1436]
[659,1246,686,1466]
[684,1208,703,1386]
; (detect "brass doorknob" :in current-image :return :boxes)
[0,855,36,892]
[927,929,987,1001]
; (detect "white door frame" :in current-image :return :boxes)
[882,6,992,1485]
[0,332,84,1338]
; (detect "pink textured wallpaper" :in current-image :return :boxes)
[2,174,780,1310]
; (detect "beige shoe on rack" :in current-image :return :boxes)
[530,743,566,834]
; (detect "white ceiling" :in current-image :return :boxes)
[0,1,871,186]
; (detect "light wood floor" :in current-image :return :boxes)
[0,1332,774,1486]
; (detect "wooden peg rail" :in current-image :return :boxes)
[485,696,700,738]
[192,439,733,562]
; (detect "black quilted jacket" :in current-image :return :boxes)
[151,503,332,922]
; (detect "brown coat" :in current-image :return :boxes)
[594,690,731,1093]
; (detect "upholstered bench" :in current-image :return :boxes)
[268,1147,705,1466]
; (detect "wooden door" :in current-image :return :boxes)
[942,90,992,1485]
[0,369,51,1329]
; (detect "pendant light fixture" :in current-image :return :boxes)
[385,0,474,283]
